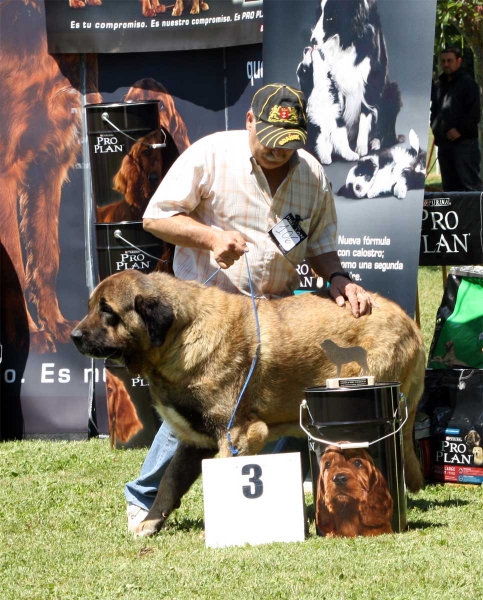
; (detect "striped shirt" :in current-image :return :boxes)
[143,130,337,298]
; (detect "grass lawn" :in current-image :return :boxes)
[2,267,482,600]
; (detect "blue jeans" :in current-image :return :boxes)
[125,421,310,510]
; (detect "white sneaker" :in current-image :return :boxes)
[127,503,149,533]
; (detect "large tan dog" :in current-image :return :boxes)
[71,270,425,537]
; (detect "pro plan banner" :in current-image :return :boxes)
[420,192,483,266]
[45,0,262,53]
[263,0,437,314]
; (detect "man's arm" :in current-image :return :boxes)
[143,214,247,270]
[307,251,375,318]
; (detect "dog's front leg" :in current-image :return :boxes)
[133,443,217,537]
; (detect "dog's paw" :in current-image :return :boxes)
[356,143,369,158]
[133,518,165,538]
[393,181,407,199]
[342,150,359,162]
[370,138,381,151]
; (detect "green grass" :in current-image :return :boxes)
[1,268,482,600]
[1,438,483,600]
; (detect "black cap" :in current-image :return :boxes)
[251,83,307,150]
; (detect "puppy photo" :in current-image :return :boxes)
[465,429,482,451]
[473,446,483,467]
[338,130,426,199]
[302,0,402,163]
[96,128,179,223]
[316,445,394,537]
[71,270,426,537]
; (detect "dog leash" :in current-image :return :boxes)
[101,112,167,149]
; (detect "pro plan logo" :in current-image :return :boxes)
[116,250,152,272]
[94,135,124,154]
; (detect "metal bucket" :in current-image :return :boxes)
[104,361,161,449]
[85,101,161,222]
[301,382,407,537]
[95,221,173,281]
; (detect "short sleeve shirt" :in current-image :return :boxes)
[143,130,337,298]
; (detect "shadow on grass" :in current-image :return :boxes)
[408,497,470,511]
[167,517,204,532]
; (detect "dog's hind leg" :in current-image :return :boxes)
[134,443,217,537]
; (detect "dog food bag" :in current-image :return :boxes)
[420,369,483,484]
[428,269,483,370]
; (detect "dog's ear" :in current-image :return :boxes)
[134,294,174,347]
[360,465,394,527]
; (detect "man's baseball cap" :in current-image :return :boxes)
[251,83,308,150]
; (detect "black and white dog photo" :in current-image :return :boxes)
[338,129,427,199]
[298,0,402,164]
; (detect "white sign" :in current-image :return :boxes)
[202,452,306,548]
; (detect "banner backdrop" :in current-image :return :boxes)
[45,0,262,54]
[420,192,483,266]
[263,0,437,314]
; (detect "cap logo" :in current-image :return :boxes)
[278,133,303,146]
[268,105,299,125]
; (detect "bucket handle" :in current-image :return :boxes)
[113,229,170,264]
[101,112,166,149]
[299,393,408,450]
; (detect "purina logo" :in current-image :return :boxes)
[423,197,451,207]
[94,135,124,153]
[116,250,152,272]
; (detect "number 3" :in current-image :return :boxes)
[241,464,263,499]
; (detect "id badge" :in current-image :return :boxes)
[269,213,308,255]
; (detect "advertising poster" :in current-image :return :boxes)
[263,0,437,313]
[45,0,263,53]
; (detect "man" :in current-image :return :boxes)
[431,47,483,192]
[125,83,374,533]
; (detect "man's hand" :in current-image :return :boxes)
[446,128,461,142]
[329,275,376,318]
[212,231,248,269]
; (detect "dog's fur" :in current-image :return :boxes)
[123,79,191,153]
[306,0,402,162]
[464,429,482,451]
[320,339,369,377]
[173,0,209,17]
[316,446,393,537]
[71,269,425,536]
[106,371,143,447]
[96,128,179,223]
[0,0,101,353]
[338,130,427,199]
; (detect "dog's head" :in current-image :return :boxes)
[113,129,179,213]
[465,429,482,450]
[124,78,191,153]
[316,445,393,535]
[339,156,378,198]
[71,270,175,370]
[312,0,377,51]
[473,446,483,465]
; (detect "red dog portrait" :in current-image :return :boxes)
[106,371,143,447]
[0,0,101,353]
[316,445,394,538]
[123,78,191,153]
[96,128,179,223]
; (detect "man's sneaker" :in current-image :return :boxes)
[127,503,149,533]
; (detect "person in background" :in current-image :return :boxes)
[125,83,374,533]
[431,47,483,192]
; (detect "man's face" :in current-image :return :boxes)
[246,111,295,170]
[441,52,462,77]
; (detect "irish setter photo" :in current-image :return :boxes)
[105,371,143,447]
[68,0,167,18]
[316,445,394,537]
[123,78,191,153]
[96,128,179,223]
[0,0,101,353]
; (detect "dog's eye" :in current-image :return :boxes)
[158,101,165,111]
[324,461,331,469]
[142,149,151,157]
[353,460,363,468]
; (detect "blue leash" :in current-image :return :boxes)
[203,254,262,456]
